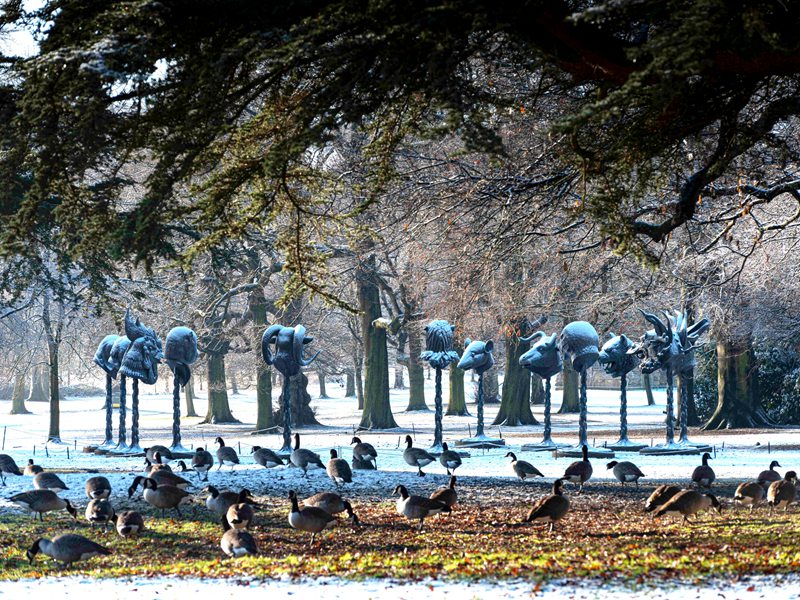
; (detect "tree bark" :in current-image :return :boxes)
[530,373,545,405]
[47,342,60,441]
[493,321,538,426]
[250,286,274,430]
[355,351,364,409]
[483,370,499,404]
[203,353,238,423]
[10,371,30,414]
[643,372,655,406]
[447,363,469,415]
[184,375,198,417]
[405,326,427,411]
[558,359,580,413]
[274,372,321,426]
[345,371,356,398]
[229,369,239,395]
[318,371,329,398]
[27,363,49,402]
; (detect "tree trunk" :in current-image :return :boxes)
[355,351,364,410]
[493,321,538,426]
[250,286,274,430]
[394,367,405,389]
[358,255,398,429]
[184,375,198,417]
[643,372,655,406]
[703,337,774,430]
[530,373,545,405]
[483,370,499,404]
[345,371,356,398]
[405,326,427,411]
[27,363,49,402]
[318,371,329,399]
[203,353,238,423]
[47,341,60,441]
[274,372,320,426]
[230,369,239,395]
[558,359,580,413]
[447,363,469,415]
[10,371,30,414]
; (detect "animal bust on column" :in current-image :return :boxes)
[457,338,495,440]
[261,324,320,377]
[519,332,562,379]
[94,334,121,447]
[119,312,164,386]
[420,320,460,369]
[599,334,640,378]
[165,327,199,387]
[631,310,709,376]
[559,321,600,374]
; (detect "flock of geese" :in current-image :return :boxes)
[0,435,797,568]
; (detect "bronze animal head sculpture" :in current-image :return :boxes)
[165,326,198,387]
[261,324,320,377]
[559,321,600,373]
[420,320,460,369]
[598,333,640,378]
[457,338,495,375]
[519,332,563,379]
[118,310,163,385]
[629,310,710,375]
[94,335,121,375]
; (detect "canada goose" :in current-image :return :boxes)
[9,490,78,521]
[767,471,797,512]
[85,498,115,529]
[606,460,645,488]
[288,489,336,545]
[430,475,458,508]
[562,445,593,492]
[127,476,192,517]
[33,472,69,492]
[403,435,436,477]
[192,447,214,481]
[644,485,682,513]
[394,484,450,530]
[0,454,22,485]
[26,534,111,567]
[145,446,173,464]
[757,461,782,486]
[144,457,172,474]
[112,511,145,537]
[204,486,256,516]
[24,459,43,476]
[351,437,378,469]
[252,446,285,468]
[505,452,544,480]
[691,452,715,488]
[327,449,353,486]
[85,476,112,500]
[149,469,191,490]
[654,489,721,523]
[226,502,255,530]
[439,443,462,476]
[176,460,190,472]
[215,437,240,471]
[303,492,359,523]
[289,434,325,476]
[734,481,765,512]
[221,515,258,557]
[525,479,570,533]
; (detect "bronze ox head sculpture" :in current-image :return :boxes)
[518,332,563,379]
[261,324,320,377]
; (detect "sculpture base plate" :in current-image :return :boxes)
[557,445,615,459]
[108,444,131,454]
[676,439,713,452]
[639,442,706,455]
[454,436,506,449]
[520,440,572,452]
[127,444,143,454]
[606,439,649,452]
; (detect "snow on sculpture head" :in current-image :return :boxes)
[598,333,640,378]
[559,321,600,374]
[93,335,121,375]
[518,332,563,379]
[457,338,495,376]
[261,323,319,377]
[420,319,460,369]
[165,326,199,387]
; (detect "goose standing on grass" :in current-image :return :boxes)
[215,437,240,471]
[148,468,191,490]
[24,459,43,476]
[145,446,173,464]
[654,489,721,523]
[252,446,285,468]
[226,501,255,530]
[303,492,359,523]
[562,445,593,493]
[393,484,450,530]
[691,452,715,488]
[351,437,378,469]
[33,472,69,493]
[26,534,111,568]
[767,470,797,512]
[112,511,145,538]
[757,461,782,486]
[289,434,325,477]
[288,489,336,545]
[204,486,256,516]
[734,481,765,512]
[192,447,214,481]
[439,443,462,476]
[327,449,353,486]
[0,454,23,485]
[430,475,458,509]
[505,452,544,481]
[127,476,192,517]
[221,515,258,557]
[85,498,115,530]
[525,479,570,533]
[10,490,77,521]
[644,485,682,514]
[85,476,112,500]
[606,460,645,488]
[403,435,436,477]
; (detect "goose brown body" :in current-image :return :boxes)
[221,515,258,557]
[439,443,462,475]
[394,484,450,530]
[290,434,325,476]
[128,476,191,517]
[654,489,721,523]
[0,454,23,484]
[26,534,111,567]
[562,445,593,492]
[288,490,336,544]
[33,472,69,492]
[327,449,353,486]
[691,452,715,488]
[10,489,77,521]
[192,447,214,481]
[113,511,145,537]
[430,475,458,508]
[645,485,682,513]
[734,481,765,511]
[350,437,378,469]
[525,479,570,533]
[215,437,240,471]
[757,461,782,486]
[149,469,191,490]
[204,486,256,516]
[252,446,285,468]
[226,502,255,530]
[606,460,645,487]
[85,476,112,500]
[403,435,436,477]
[767,471,797,511]
[505,452,544,480]
[85,498,115,529]
[303,492,359,522]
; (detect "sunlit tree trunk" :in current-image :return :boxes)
[184,375,198,417]
[530,373,544,405]
[203,353,238,423]
[27,362,49,403]
[558,359,580,413]
[318,371,329,399]
[493,321,538,426]
[345,371,356,398]
[447,363,468,415]
[10,371,30,414]
[405,327,427,411]
[483,370,499,404]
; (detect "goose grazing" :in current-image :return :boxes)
[24,459,43,476]
[0,454,23,485]
[289,434,325,477]
[204,486,256,516]
[439,443,462,476]
[644,485,682,513]
[176,460,190,472]
[691,452,715,488]
[215,437,240,471]
[127,476,192,517]
[430,475,458,508]
[192,447,214,481]
[654,489,721,523]
[394,484,450,530]
[403,435,436,477]
[757,460,782,486]
[525,479,570,533]
[148,468,191,490]
[26,534,111,568]
[251,446,285,468]
[145,446,173,464]
[85,498,115,529]
[606,460,645,488]
[351,436,378,469]
[85,476,112,500]
[734,481,765,512]
[288,489,336,545]
[112,511,145,537]
[226,501,255,530]
[221,514,258,558]
[303,492,359,523]
[767,471,797,512]
[562,445,593,492]
[144,456,172,474]
[327,449,353,486]
[505,452,544,480]
[9,490,78,521]
[33,472,69,493]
